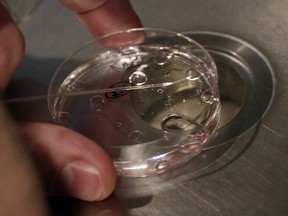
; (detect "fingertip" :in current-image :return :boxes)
[77,0,142,37]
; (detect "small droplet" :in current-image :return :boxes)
[129,71,148,86]
[90,95,104,111]
[129,130,143,142]
[157,88,164,94]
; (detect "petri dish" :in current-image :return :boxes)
[48,28,221,177]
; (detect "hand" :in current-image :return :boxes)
[0,1,142,213]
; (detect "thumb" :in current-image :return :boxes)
[19,122,116,201]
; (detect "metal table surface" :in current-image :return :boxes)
[9,0,288,215]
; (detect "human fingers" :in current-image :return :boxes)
[0,0,116,203]
[58,0,142,37]
[19,122,116,201]
[0,5,49,214]
[0,3,25,90]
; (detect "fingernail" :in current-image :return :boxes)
[59,161,104,201]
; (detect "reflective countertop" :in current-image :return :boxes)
[9,0,288,215]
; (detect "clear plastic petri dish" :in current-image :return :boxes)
[48,28,221,177]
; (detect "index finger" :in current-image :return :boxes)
[58,0,142,37]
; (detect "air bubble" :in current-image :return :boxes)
[115,122,122,128]
[154,47,174,67]
[56,111,70,124]
[90,95,104,111]
[157,88,164,94]
[201,89,214,104]
[129,71,148,86]
[129,130,143,142]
